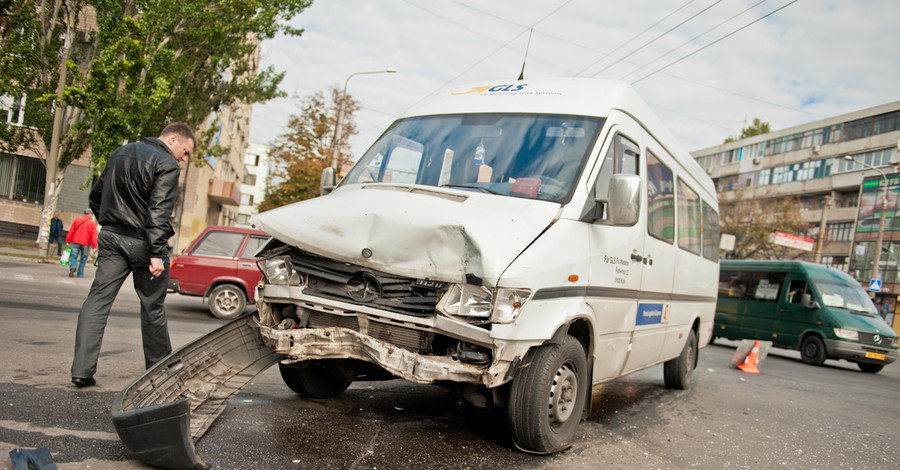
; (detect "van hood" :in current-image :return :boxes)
[833,310,898,337]
[250,184,560,285]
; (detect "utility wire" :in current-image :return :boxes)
[454,0,820,119]
[589,0,723,78]
[574,0,699,77]
[631,0,800,85]
[400,0,574,114]
[619,0,769,81]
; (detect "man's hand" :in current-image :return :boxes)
[149,257,165,277]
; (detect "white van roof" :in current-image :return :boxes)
[405,78,714,198]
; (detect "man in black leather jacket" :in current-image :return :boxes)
[71,122,195,387]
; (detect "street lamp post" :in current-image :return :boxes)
[845,155,890,289]
[330,69,396,172]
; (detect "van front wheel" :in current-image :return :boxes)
[664,330,697,390]
[507,336,588,454]
[857,362,884,373]
[800,336,827,365]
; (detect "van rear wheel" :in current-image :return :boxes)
[507,336,587,454]
[800,336,827,365]
[664,330,697,390]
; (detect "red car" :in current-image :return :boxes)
[168,226,270,319]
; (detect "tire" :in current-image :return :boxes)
[857,362,884,373]
[800,335,827,365]
[664,330,697,390]
[279,361,353,398]
[507,336,588,454]
[208,284,246,319]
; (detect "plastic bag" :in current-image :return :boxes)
[60,245,71,265]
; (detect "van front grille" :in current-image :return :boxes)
[289,249,448,318]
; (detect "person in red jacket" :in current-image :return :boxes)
[66,209,98,278]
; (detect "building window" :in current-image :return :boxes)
[243,173,257,185]
[240,193,254,206]
[237,213,250,225]
[0,154,45,204]
[0,94,27,125]
[244,153,260,166]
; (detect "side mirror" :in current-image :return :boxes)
[605,174,641,226]
[802,293,820,310]
[320,167,336,196]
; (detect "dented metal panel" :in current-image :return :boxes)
[258,325,512,388]
[251,184,558,285]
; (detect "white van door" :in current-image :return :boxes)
[636,139,679,364]
[586,120,653,380]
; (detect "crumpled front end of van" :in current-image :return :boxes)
[248,185,560,389]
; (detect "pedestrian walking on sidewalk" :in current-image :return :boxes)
[65,209,98,277]
[70,122,195,388]
[49,211,64,257]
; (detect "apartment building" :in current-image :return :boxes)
[693,101,900,312]
[236,142,270,227]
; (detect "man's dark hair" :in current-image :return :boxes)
[160,122,196,145]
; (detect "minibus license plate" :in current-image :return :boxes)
[865,352,886,360]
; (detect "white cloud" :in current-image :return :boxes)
[248,0,900,156]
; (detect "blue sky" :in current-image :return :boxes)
[248,0,900,157]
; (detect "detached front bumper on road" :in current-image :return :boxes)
[111,314,279,470]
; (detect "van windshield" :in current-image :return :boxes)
[340,114,604,203]
[813,279,878,315]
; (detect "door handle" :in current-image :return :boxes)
[630,253,643,262]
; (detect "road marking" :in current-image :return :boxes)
[13,274,33,282]
[0,419,119,441]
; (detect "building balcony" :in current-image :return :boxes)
[208,178,241,206]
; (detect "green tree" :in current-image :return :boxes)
[1,0,96,255]
[0,0,311,255]
[258,87,359,212]
[719,189,809,260]
[77,0,312,168]
[724,118,772,143]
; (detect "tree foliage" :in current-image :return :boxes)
[258,87,359,212]
[724,118,772,144]
[75,0,312,170]
[719,189,809,260]
[0,0,94,167]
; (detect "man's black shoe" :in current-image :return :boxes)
[72,377,96,387]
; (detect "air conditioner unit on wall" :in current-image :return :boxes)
[752,157,761,165]
[813,145,821,154]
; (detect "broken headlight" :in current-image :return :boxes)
[258,256,302,286]
[438,284,530,323]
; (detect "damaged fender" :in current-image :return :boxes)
[111,314,280,470]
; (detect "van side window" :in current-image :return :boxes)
[590,133,639,220]
[748,272,786,302]
[677,179,701,254]
[702,201,720,261]
[719,270,750,299]
[646,151,675,243]
[787,280,809,304]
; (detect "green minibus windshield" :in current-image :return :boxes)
[812,279,878,315]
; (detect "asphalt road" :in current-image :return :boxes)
[0,255,898,469]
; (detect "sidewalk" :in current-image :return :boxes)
[0,236,44,260]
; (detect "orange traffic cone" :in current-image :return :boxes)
[738,340,761,374]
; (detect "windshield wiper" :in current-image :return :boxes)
[441,184,503,195]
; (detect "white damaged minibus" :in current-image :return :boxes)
[248,78,721,453]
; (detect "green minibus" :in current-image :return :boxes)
[716,260,898,373]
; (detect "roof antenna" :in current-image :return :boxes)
[517,29,533,81]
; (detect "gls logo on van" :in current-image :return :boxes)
[451,84,528,95]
